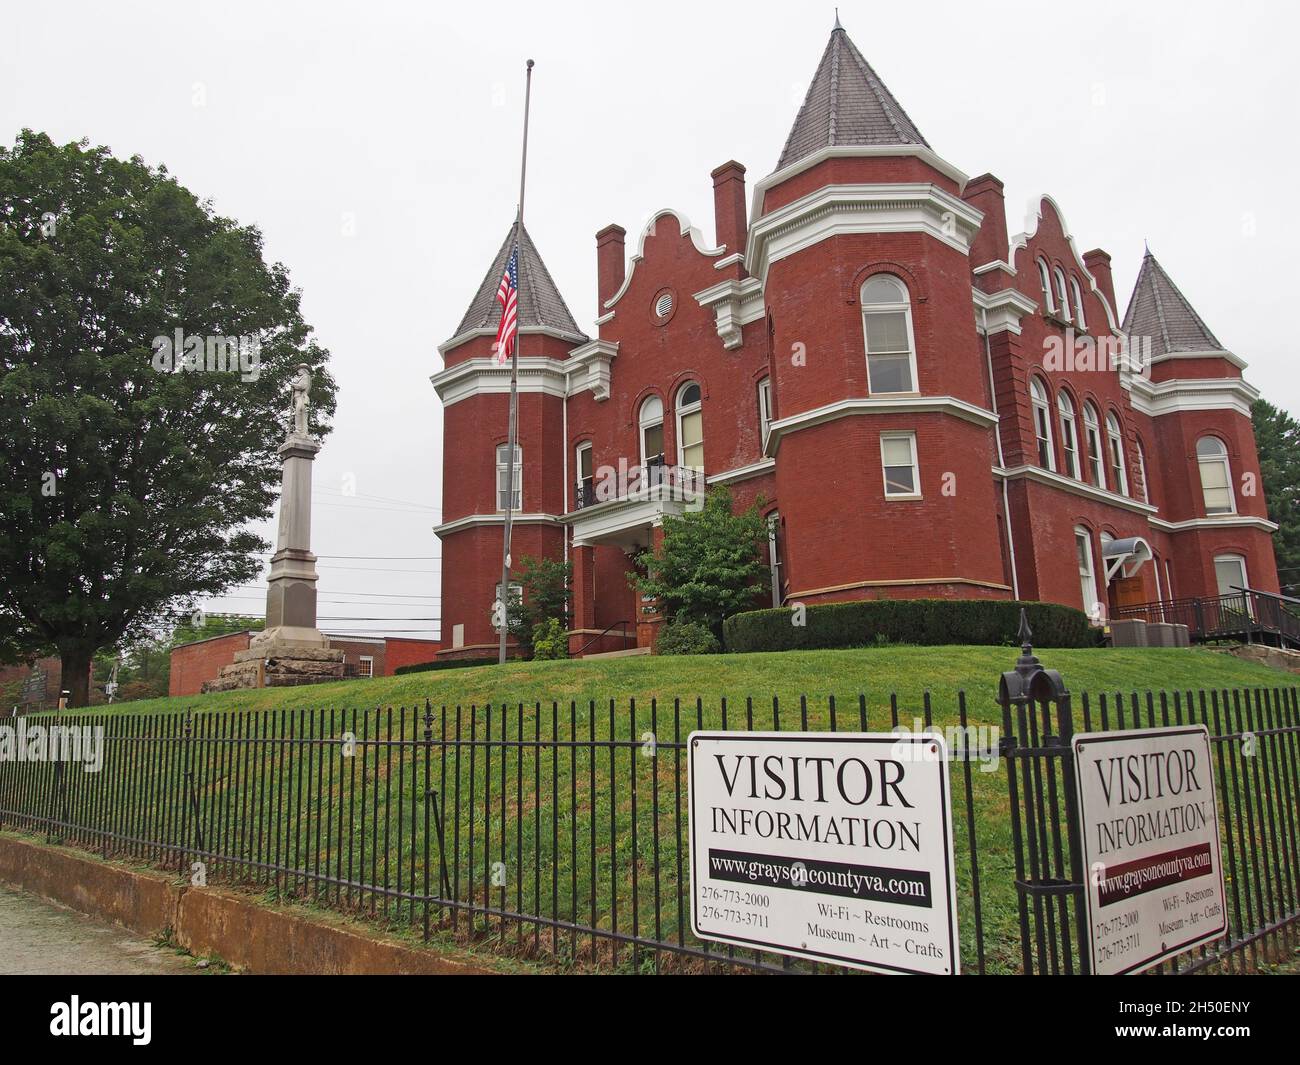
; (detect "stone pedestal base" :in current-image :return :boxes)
[202,640,345,693]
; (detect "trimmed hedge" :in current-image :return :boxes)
[723,599,1100,653]
[393,656,498,675]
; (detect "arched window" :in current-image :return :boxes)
[1197,436,1235,514]
[1082,401,1106,488]
[1037,258,1055,313]
[1030,377,1055,471]
[1135,438,1150,504]
[676,382,704,472]
[639,395,664,469]
[1105,412,1128,496]
[1075,526,1100,619]
[860,274,917,394]
[1058,391,1081,479]
[1070,276,1088,330]
[1054,267,1071,320]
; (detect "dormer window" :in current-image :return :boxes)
[860,274,916,394]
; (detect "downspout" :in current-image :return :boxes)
[982,306,1021,600]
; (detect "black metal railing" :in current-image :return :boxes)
[573,621,634,658]
[1,649,1296,974]
[571,458,704,512]
[1115,587,1300,649]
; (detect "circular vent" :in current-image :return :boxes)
[654,292,674,318]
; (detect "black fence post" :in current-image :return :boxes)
[998,608,1091,974]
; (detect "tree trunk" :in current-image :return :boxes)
[59,646,92,708]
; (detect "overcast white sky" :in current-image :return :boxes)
[5,0,1297,639]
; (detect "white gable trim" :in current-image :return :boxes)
[602,208,726,311]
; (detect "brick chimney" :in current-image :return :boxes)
[710,160,748,256]
[595,224,626,314]
[1083,249,1117,319]
[962,173,1008,273]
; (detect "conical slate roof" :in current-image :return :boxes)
[777,24,929,171]
[454,223,585,340]
[1121,250,1224,357]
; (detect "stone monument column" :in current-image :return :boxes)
[206,365,344,691]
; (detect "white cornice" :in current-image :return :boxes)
[433,513,564,538]
[750,145,970,222]
[693,276,766,350]
[1148,515,1278,533]
[1146,348,1247,370]
[564,339,619,402]
[437,324,587,357]
[430,357,569,406]
[706,457,776,485]
[973,287,1039,336]
[603,208,726,311]
[765,396,998,456]
[1128,376,1259,418]
[993,464,1159,516]
[745,183,984,282]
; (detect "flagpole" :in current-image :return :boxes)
[499,58,534,666]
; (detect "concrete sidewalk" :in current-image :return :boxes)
[0,884,201,976]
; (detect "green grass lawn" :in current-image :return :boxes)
[16,645,1297,975]
[101,644,1289,719]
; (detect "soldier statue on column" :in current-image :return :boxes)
[290,363,312,436]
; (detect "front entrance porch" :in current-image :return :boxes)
[563,464,704,656]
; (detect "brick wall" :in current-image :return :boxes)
[169,632,251,697]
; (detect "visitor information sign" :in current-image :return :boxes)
[688,731,960,974]
[1072,725,1227,975]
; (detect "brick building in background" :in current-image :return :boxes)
[432,21,1279,659]
[169,634,439,696]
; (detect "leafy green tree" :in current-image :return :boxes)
[506,554,572,656]
[1253,399,1300,595]
[0,131,335,705]
[634,487,768,637]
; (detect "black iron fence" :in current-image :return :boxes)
[1,642,1297,974]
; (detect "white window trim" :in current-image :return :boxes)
[861,276,920,396]
[495,443,522,512]
[1075,526,1100,620]
[1037,258,1055,313]
[1197,437,1236,515]
[880,431,921,500]
[1070,276,1087,330]
[1105,413,1129,496]
[1058,393,1081,480]
[1053,266,1071,321]
[758,378,773,448]
[493,581,523,635]
[639,396,664,466]
[676,383,703,472]
[1031,378,1055,472]
[1083,403,1106,490]
[1213,554,1249,598]
[358,655,374,678]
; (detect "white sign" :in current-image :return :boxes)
[1072,725,1227,975]
[688,731,960,974]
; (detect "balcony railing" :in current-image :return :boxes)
[1113,586,1300,649]
[573,458,704,511]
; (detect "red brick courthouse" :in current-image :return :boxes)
[433,23,1279,659]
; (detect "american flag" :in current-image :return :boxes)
[494,245,519,364]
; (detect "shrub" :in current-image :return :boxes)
[656,619,722,656]
[393,656,498,675]
[530,618,569,660]
[722,599,1099,653]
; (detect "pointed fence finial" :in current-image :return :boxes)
[1017,607,1033,652]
